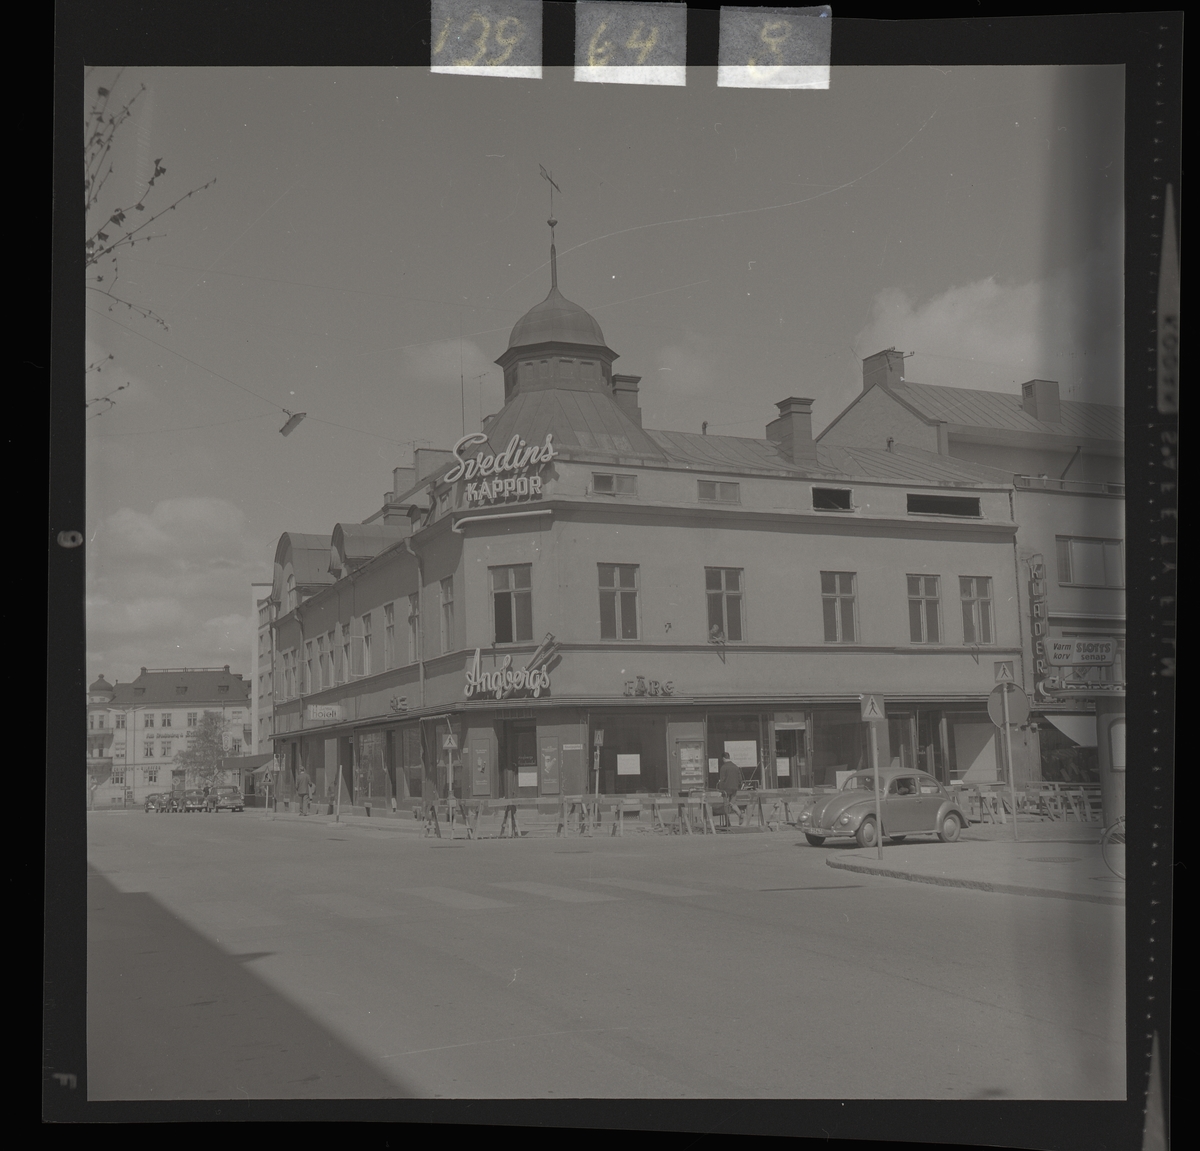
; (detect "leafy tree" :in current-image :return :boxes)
[85,69,216,330]
[173,710,229,790]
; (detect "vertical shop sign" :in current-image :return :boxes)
[1028,557,1051,697]
[539,736,561,795]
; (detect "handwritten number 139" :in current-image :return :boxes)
[433,13,524,67]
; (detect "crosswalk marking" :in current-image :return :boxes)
[491,882,618,903]
[582,878,704,898]
[410,886,512,910]
[301,892,401,919]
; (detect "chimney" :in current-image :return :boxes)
[766,397,819,467]
[862,347,906,394]
[1020,379,1061,423]
[611,374,642,426]
[392,467,416,498]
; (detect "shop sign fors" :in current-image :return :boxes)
[444,431,557,508]
[1028,556,1053,698]
[464,648,551,700]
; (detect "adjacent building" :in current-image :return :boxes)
[263,232,1043,815]
[86,666,253,807]
[819,347,1125,782]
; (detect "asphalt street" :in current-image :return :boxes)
[87,811,1125,1100]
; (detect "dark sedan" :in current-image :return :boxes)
[206,786,245,812]
[181,789,208,813]
[798,768,969,848]
[144,793,169,812]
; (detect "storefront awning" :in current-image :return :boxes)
[1046,715,1097,747]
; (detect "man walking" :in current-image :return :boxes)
[296,766,312,816]
[718,752,743,828]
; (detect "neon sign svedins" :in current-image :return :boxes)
[443,432,557,507]
[464,648,551,700]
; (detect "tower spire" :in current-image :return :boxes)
[548,216,558,289]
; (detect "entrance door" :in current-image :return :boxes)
[675,740,706,794]
[773,728,805,788]
[503,722,538,799]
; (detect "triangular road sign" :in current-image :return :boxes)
[860,694,885,722]
[994,661,1015,683]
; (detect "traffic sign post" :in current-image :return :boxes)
[988,679,1030,843]
[860,694,886,859]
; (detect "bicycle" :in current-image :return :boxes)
[1100,815,1126,880]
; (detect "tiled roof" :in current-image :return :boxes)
[890,380,1124,442]
[483,387,670,462]
[109,668,251,707]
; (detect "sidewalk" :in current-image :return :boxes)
[824,821,1124,905]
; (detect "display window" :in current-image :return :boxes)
[591,713,669,795]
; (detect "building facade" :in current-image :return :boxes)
[265,236,1040,814]
[819,348,1125,783]
[87,666,253,807]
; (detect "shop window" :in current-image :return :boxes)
[820,571,857,643]
[599,564,639,640]
[810,708,868,788]
[959,576,994,644]
[491,565,533,644]
[907,494,981,517]
[1055,536,1124,588]
[707,714,762,788]
[706,568,743,642]
[396,725,423,799]
[812,487,853,511]
[593,473,637,496]
[355,731,391,808]
[698,480,740,504]
[593,713,669,795]
[1037,717,1099,784]
[440,577,455,654]
[907,575,942,643]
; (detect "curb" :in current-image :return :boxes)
[824,856,1125,906]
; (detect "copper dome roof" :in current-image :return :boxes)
[507,284,607,350]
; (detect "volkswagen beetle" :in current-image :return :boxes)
[798,768,969,848]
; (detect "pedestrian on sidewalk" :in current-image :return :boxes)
[296,767,313,816]
[718,752,742,828]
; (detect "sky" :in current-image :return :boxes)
[84,64,1125,687]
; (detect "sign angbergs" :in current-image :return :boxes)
[464,648,551,699]
[445,431,557,508]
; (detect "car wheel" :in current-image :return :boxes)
[888,835,907,843]
[855,818,878,849]
[938,813,962,843]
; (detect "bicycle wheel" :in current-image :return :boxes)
[1101,817,1126,880]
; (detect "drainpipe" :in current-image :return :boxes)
[403,537,425,709]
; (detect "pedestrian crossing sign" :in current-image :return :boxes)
[859,694,885,722]
[994,661,1015,683]
[442,733,458,750]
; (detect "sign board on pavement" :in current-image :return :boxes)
[859,694,886,723]
[988,682,1030,727]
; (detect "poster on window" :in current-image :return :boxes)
[679,743,705,790]
[776,756,791,777]
[616,754,641,776]
[724,740,758,768]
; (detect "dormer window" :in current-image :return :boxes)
[593,473,637,496]
[812,487,853,511]
[218,684,229,694]
[698,480,740,504]
[176,685,187,694]
[907,494,982,518]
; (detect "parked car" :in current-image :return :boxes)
[144,792,169,812]
[206,786,245,813]
[182,789,208,813]
[798,768,969,848]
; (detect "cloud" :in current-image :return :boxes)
[87,498,270,685]
[850,243,1123,407]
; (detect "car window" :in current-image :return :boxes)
[889,777,918,796]
[919,780,940,794]
[842,775,881,792]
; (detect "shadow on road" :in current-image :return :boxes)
[87,867,411,1100]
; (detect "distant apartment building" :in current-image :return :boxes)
[819,348,1125,783]
[87,666,252,807]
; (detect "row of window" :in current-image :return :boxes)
[278,567,998,695]
[589,473,985,518]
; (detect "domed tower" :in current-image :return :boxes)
[494,218,620,404]
[89,674,115,704]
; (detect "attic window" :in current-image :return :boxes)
[593,473,637,496]
[698,480,740,504]
[176,686,187,695]
[907,494,982,518]
[134,688,145,696]
[812,487,853,511]
[218,684,230,693]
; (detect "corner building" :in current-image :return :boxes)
[268,238,1028,812]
